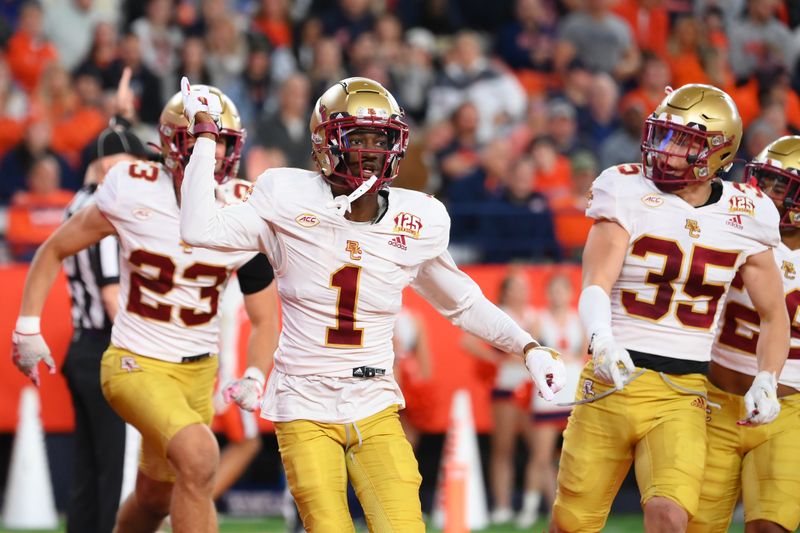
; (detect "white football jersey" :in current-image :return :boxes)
[587,164,780,362]
[180,138,536,422]
[94,161,257,362]
[248,168,451,377]
[711,242,800,389]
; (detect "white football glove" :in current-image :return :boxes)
[524,346,567,401]
[222,367,265,412]
[590,332,635,390]
[739,371,781,426]
[11,327,56,387]
[180,76,222,134]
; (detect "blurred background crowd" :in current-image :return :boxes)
[4,0,800,527]
[2,0,800,264]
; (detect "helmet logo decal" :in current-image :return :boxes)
[356,106,389,119]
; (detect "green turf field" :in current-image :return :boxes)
[0,515,746,532]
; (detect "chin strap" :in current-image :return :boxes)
[326,175,379,216]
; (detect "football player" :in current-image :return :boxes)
[177,76,567,531]
[11,88,278,533]
[552,84,789,533]
[688,136,800,533]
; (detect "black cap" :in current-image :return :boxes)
[92,124,148,161]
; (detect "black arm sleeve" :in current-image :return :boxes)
[236,253,275,295]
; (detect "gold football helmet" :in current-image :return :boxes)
[745,135,800,227]
[642,84,742,191]
[158,85,245,185]
[309,77,409,192]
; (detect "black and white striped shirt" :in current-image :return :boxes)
[62,184,120,332]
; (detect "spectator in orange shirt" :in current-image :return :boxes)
[665,15,711,90]
[32,65,108,169]
[5,0,58,93]
[251,0,293,48]
[6,155,74,261]
[550,150,596,259]
[620,52,670,118]
[530,135,572,203]
[612,0,669,59]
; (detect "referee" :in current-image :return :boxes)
[61,117,148,533]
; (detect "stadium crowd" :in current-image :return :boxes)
[2,0,800,264]
[4,0,800,530]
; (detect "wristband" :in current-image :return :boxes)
[15,316,41,334]
[578,285,613,340]
[192,121,219,141]
[243,366,266,386]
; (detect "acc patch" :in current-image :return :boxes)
[641,193,664,208]
[132,207,152,220]
[295,213,320,227]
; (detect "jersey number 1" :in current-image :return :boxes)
[326,265,364,347]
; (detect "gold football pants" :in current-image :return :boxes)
[688,381,800,532]
[275,404,424,532]
[101,345,218,482]
[553,363,708,532]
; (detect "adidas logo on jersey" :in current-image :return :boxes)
[690,397,706,410]
[726,214,743,230]
[388,235,407,251]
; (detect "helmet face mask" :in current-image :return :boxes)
[744,136,800,228]
[310,77,409,193]
[158,85,245,188]
[641,84,741,192]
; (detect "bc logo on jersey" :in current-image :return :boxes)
[685,219,701,238]
[782,260,796,280]
[346,240,362,260]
